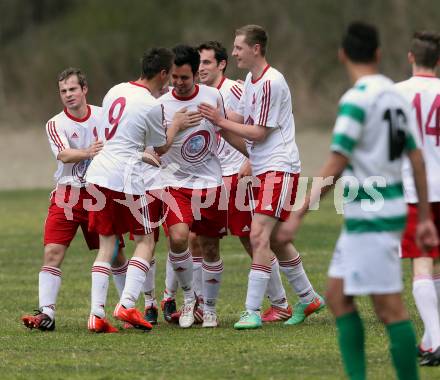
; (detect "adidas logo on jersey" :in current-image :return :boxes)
[242,225,250,232]
[219,227,226,234]
[71,132,79,139]
[264,205,273,211]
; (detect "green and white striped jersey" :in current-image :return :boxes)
[331,74,420,233]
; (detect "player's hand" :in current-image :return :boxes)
[416,219,439,253]
[198,102,222,126]
[142,148,161,167]
[173,107,203,131]
[87,140,104,158]
[238,159,252,178]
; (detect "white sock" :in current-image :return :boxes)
[91,261,111,318]
[111,261,128,298]
[163,256,178,300]
[279,255,315,304]
[169,249,194,301]
[120,257,150,309]
[413,275,440,350]
[39,266,61,320]
[266,257,288,309]
[434,274,440,315]
[245,264,271,312]
[421,331,431,352]
[143,258,156,308]
[193,257,203,300]
[202,259,223,313]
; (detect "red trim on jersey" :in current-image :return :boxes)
[129,81,152,92]
[217,76,226,90]
[414,74,437,78]
[251,64,270,84]
[230,84,242,100]
[47,121,65,152]
[258,80,271,126]
[64,105,91,122]
[172,84,200,101]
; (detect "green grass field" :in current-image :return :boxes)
[1,189,439,380]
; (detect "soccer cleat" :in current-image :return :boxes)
[87,314,118,333]
[144,305,158,325]
[234,311,262,330]
[284,294,326,325]
[261,305,292,323]
[417,345,431,358]
[21,310,55,331]
[194,305,204,324]
[420,346,440,366]
[202,310,218,328]
[179,299,197,328]
[161,298,178,324]
[113,303,153,331]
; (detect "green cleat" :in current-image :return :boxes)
[234,311,262,330]
[284,294,326,326]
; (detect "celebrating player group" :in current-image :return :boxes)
[21,21,440,378]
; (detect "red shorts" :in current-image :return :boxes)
[223,174,255,237]
[164,186,227,238]
[44,186,99,249]
[88,185,163,237]
[401,203,440,259]
[254,171,299,222]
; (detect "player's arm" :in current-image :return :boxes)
[220,129,248,157]
[57,141,103,163]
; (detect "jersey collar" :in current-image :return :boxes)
[129,81,152,92]
[64,105,91,122]
[172,84,200,101]
[216,76,226,90]
[251,64,270,84]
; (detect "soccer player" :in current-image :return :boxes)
[280,22,438,379]
[395,31,440,366]
[21,68,125,331]
[160,44,246,328]
[198,40,292,322]
[85,48,191,332]
[199,25,324,330]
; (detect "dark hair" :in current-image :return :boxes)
[172,45,200,75]
[141,47,174,79]
[235,24,268,56]
[342,22,379,63]
[58,67,87,88]
[198,41,228,72]
[410,31,440,69]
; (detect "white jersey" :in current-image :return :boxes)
[86,81,166,195]
[142,147,162,191]
[216,77,246,176]
[160,84,224,189]
[331,74,419,234]
[46,105,101,188]
[395,75,440,203]
[236,65,300,176]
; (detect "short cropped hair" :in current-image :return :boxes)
[172,45,200,75]
[410,31,440,69]
[342,22,379,63]
[198,41,228,73]
[235,24,268,56]
[58,67,87,88]
[141,47,174,79]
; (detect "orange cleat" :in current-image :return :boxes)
[113,303,153,331]
[88,314,118,333]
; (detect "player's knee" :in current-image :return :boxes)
[169,234,188,252]
[250,231,270,254]
[43,244,66,267]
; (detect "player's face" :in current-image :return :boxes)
[199,49,224,86]
[171,64,197,97]
[232,35,254,69]
[58,75,87,111]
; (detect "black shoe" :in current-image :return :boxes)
[144,305,158,325]
[420,346,440,366]
[417,344,431,358]
[161,298,177,323]
[21,310,55,331]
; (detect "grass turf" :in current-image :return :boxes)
[0,189,438,379]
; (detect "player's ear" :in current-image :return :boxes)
[194,71,199,83]
[219,60,227,72]
[253,43,261,56]
[82,85,88,96]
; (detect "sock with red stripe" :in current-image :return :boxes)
[163,256,178,300]
[111,261,128,298]
[39,266,62,320]
[202,259,223,313]
[413,275,440,350]
[143,258,156,308]
[279,255,315,304]
[120,257,150,309]
[169,249,194,302]
[245,265,271,312]
[91,262,111,318]
[266,257,288,309]
[193,256,203,300]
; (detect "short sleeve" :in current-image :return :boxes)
[254,79,282,128]
[216,91,227,132]
[46,119,69,158]
[227,83,243,112]
[145,103,167,147]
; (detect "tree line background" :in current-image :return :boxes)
[0,0,439,128]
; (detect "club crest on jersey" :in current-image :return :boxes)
[181,130,211,163]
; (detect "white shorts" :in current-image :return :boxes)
[328,230,403,296]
